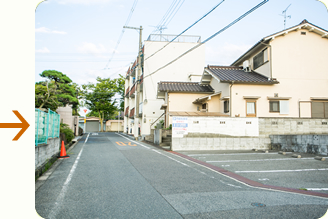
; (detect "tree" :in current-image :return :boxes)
[82,77,118,131]
[35,81,58,111]
[38,70,79,114]
[113,74,125,114]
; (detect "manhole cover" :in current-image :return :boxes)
[251,203,266,207]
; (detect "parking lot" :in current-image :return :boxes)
[179,150,328,194]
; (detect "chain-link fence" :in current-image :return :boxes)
[35,109,60,146]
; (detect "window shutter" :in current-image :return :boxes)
[311,102,324,118]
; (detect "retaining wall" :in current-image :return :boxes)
[35,138,60,170]
[171,116,328,151]
[270,135,328,155]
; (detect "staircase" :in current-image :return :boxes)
[160,132,172,150]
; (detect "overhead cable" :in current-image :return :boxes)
[143,0,269,80]
[104,0,138,69]
[145,0,225,61]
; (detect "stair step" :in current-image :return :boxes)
[160,142,171,147]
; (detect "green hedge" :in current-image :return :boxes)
[60,123,74,144]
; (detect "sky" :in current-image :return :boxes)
[35,0,328,115]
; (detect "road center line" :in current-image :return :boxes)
[48,133,89,219]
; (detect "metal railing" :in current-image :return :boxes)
[147,34,201,43]
[35,108,60,146]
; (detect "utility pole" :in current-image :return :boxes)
[123,25,143,139]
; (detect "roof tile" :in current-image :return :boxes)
[158,81,214,93]
[207,66,278,84]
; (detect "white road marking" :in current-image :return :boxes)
[207,158,315,163]
[258,178,270,181]
[188,152,290,156]
[152,149,189,167]
[306,188,328,191]
[235,168,328,173]
[221,165,230,167]
[92,133,98,135]
[48,133,90,219]
[168,152,328,199]
[227,183,242,188]
[85,134,90,143]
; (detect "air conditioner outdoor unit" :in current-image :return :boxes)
[243,60,251,72]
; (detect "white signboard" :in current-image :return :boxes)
[172,117,188,138]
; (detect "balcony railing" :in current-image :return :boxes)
[147,34,201,43]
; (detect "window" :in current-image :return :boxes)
[312,102,328,118]
[202,103,207,110]
[246,100,256,117]
[269,101,280,112]
[269,100,289,114]
[253,51,264,69]
[224,100,229,113]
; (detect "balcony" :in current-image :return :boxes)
[125,106,129,117]
[130,84,136,98]
[126,67,131,78]
[130,60,137,77]
[125,86,130,97]
[129,107,135,119]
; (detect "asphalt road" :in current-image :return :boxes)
[35,132,328,219]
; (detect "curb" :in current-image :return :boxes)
[35,138,81,192]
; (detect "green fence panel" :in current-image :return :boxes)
[35,109,60,146]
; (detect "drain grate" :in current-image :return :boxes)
[251,203,266,207]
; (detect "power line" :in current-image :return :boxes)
[104,0,139,70]
[145,0,225,61]
[151,0,185,35]
[143,0,269,80]
[163,0,186,27]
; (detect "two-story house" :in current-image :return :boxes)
[196,19,328,118]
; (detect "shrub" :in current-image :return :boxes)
[60,123,74,143]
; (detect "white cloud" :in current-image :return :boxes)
[36,47,50,53]
[206,43,252,66]
[56,0,114,5]
[35,27,67,34]
[77,42,108,56]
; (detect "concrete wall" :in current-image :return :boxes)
[35,138,60,170]
[171,116,328,151]
[270,135,328,155]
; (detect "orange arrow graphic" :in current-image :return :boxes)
[0,110,30,141]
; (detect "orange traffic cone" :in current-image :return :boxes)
[58,141,70,159]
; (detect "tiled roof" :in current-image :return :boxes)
[206,66,278,84]
[158,82,214,93]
